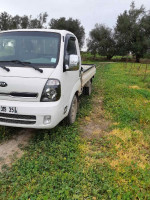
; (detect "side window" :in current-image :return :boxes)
[66,37,77,55]
[64,35,79,71]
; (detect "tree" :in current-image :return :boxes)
[49,17,85,48]
[87,24,116,60]
[28,12,48,28]
[20,15,30,29]
[0,12,12,30]
[115,1,149,62]
[11,15,21,29]
[0,12,48,30]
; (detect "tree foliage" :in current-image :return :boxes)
[0,12,48,30]
[0,12,12,30]
[49,17,85,48]
[29,12,48,28]
[0,13,85,48]
[87,24,116,60]
[115,1,150,62]
[87,2,150,61]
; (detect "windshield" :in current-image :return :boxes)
[0,31,61,67]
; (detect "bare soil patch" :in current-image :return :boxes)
[129,85,141,89]
[80,96,111,140]
[0,128,34,172]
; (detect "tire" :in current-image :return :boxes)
[66,95,78,125]
[84,81,92,96]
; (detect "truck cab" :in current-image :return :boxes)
[0,29,96,129]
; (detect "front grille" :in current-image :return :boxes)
[10,92,38,98]
[0,113,36,125]
[0,92,38,98]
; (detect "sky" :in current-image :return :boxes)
[0,0,150,48]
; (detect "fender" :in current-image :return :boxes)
[64,79,81,117]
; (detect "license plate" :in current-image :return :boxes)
[0,106,18,114]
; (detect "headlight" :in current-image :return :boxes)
[41,79,61,102]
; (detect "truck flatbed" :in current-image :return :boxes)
[81,64,96,87]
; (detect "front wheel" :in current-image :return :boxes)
[66,95,78,125]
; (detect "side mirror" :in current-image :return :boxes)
[65,55,79,71]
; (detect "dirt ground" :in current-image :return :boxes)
[0,129,34,172]
[80,95,111,140]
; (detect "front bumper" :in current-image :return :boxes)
[0,100,64,129]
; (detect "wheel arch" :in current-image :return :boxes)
[65,80,80,117]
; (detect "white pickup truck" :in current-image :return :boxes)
[0,29,96,129]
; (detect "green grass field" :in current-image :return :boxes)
[0,62,150,199]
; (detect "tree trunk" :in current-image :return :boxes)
[93,53,96,59]
[107,55,113,60]
[136,54,140,63]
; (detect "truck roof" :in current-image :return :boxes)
[0,29,75,37]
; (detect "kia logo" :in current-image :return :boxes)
[0,82,7,87]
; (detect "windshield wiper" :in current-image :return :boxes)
[0,60,43,73]
[10,60,43,73]
[0,65,10,72]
